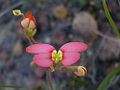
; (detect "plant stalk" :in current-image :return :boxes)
[28,37,37,44]
[46,70,54,90]
[27,36,54,90]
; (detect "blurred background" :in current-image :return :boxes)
[0,0,120,90]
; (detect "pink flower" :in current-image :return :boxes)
[26,42,88,67]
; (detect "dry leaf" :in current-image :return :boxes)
[52,6,68,20]
[72,12,98,36]
[12,39,23,56]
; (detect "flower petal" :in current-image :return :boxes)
[24,11,32,18]
[28,20,35,29]
[21,18,29,28]
[30,16,35,23]
[61,52,80,65]
[60,42,88,52]
[33,54,53,67]
[26,44,55,54]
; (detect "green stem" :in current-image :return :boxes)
[28,37,37,44]
[102,0,120,38]
[0,84,42,88]
[97,65,120,90]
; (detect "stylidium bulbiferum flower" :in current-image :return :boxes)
[26,42,88,67]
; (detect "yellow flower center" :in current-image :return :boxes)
[52,50,62,64]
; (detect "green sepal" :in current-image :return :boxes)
[32,29,37,36]
[24,29,37,37]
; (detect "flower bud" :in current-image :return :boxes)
[74,66,87,76]
[21,18,35,30]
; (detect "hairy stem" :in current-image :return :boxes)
[46,70,54,90]
[28,37,37,44]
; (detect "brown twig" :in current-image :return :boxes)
[0,1,24,18]
[93,29,120,44]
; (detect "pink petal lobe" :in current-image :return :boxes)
[21,18,29,28]
[26,44,55,54]
[61,52,80,65]
[60,42,88,52]
[33,53,53,67]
